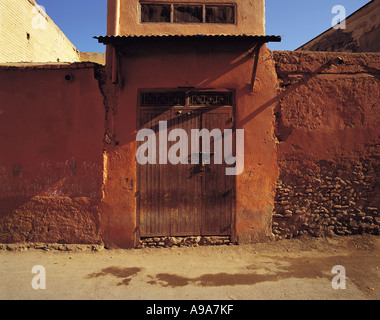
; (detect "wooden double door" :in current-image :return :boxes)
[137,93,235,237]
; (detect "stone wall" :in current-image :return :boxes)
[272,51,380,239]
[274,158,379,238]
[139,236,231,248]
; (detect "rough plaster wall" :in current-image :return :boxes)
[1,51,379,246]
[0,65,105,244]
[0,0,80,63]
[272,51,380,239]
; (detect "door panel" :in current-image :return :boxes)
[138,104,234,237]
[139,109,172,236]
[202,108,234,235]
[169,109,202,236]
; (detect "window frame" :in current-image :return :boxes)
[139,2,237,25]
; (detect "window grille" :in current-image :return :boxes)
[189,91,233,106]
[140,90,233,107]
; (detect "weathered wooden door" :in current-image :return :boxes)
[201,108,235,235]
[137,90,235,237]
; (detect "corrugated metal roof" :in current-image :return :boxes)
[95,34,282,44]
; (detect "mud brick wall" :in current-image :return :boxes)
[272,51,380,239]
[0,64,105,244]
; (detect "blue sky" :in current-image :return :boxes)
[36,0,371,53]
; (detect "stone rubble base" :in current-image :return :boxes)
[0,243,105,252]
[138,236,232,248]
[0,236,233,251]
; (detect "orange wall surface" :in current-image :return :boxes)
[1,51,378,248]
[272,51,380,238]
[0,64,105,243]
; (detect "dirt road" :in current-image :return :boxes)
[0,235,379,300]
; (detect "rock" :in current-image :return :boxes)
[165,237,177,246]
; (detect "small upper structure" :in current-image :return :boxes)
[107,0,265,37]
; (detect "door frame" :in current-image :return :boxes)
[136,88,237,241]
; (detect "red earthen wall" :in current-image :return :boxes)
[0,64,105,244]
[0,51,378,248]
[272,51,380,238]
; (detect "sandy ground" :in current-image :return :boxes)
[0,234,379,300]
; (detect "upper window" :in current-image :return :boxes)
[205,5,235,24]
[174,5,203,23]
[141,4,171,22]
[141,2,236,24]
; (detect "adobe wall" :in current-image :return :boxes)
[80,52,106,65]
[0,50,378,248]
[272,51,380,239]
[0,0,80,63]
[0,63,105,244]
